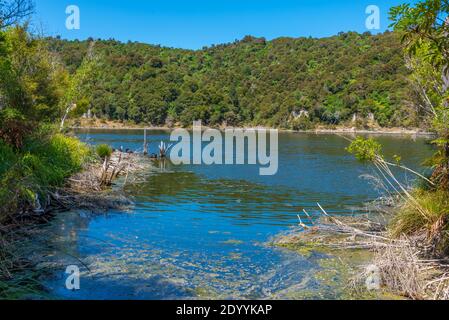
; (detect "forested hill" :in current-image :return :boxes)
[47,31,417,129]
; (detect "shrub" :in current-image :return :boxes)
[96,144,113,159]
[390,190,449,256]
[0,129,92,222]
[347,137,382,162]
[22,132,91,185]
[0,108,32,149]
[0,139,17,177]
[290,117,314,131]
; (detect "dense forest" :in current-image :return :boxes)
[47,31,418,129]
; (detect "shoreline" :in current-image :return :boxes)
[0,151,153,299]
[69,125,435,137]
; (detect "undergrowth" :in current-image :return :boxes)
[0,125,92,299]
[0,125,92,223]
[390,189,449,256]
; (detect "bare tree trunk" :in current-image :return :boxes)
[143,128,148,155]
[60,103,74,132]
[443,17,449,102]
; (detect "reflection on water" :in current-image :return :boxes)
[34,130,434,299]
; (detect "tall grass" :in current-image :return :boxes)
[96,143,113,160]
[0,126,92,298]
[390,190,449,254]
[0,125,92,222]
[21,133,91,187]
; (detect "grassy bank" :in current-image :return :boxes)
[0,125,93,298]
[0,124,154,299]
[0,126,91,224]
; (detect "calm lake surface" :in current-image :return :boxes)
[35,130,434,299]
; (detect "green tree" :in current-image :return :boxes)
[59,41,102,130]
[0,26,65,147]
[390,0,449,189]
[47,31,414,129]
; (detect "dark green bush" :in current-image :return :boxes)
[0,139,17,177]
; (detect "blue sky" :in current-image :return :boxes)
[33,0,410,49]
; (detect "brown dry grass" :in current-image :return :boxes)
[276,202,449,300]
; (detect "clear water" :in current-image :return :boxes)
[35,130,434,300]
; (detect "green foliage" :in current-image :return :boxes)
[0,26,69,149]
[46,32,413,128]
[422,137,449,169]
[346,137,382,162]
[390,0,449,190]
[0,107,31,149]
[21,132,91,186]
[393,154,402,164]
[390,189,449,255]
[0,139,17,177]
[290,117,314,131]
[390,0,449,135]
[96,144,113,159]
[0,20,94,290]
[61,50,103,122]
[0,127,91,222]
[0,26,66,122]
[390,0,448,189]
[0,26,91,210]
[389,0,449,70]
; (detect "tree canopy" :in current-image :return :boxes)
[47,31,417,129]
[390,0,449,189]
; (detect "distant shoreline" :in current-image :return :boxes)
[70,124,435,136]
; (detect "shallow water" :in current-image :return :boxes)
[35,130,434,299]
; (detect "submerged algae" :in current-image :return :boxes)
[273,233,404,300]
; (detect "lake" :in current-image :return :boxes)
[33,130,434,299]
